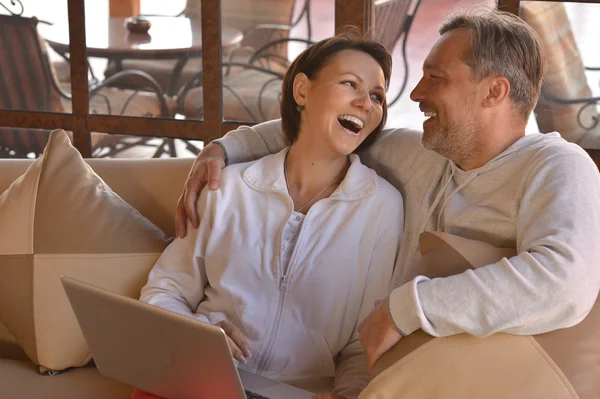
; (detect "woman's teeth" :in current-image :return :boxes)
[338,115,364,133]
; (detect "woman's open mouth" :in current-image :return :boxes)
[338,115,364,135]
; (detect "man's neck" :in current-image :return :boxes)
[456,122,526,171]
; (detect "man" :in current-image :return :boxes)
[175,8,600,398]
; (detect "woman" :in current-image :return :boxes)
[135,31,403,399]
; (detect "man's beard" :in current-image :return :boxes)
[421,115,481,164]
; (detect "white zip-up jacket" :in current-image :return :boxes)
[140,148,403,398]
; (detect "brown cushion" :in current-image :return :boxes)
[521,2,600,147]
[182,68,282,122]
[0,358,133,399]
[0,130,171,372]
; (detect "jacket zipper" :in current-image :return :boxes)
[255,205,292,374]
[257,273,288,374]
[256,203,315,374]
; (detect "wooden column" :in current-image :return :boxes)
[67,0,91,157]
[109,0,140,17]
[497,0,520,16]
[201,0,223,142]
[335,0,373,35]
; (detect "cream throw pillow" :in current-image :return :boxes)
[0,130,171,373]
[360,232,584,399]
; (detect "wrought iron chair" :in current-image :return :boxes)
[177,0,422,124]
[0,13,175,158]
[521,1,600,147]
[103,0,308,97]
[373,0,422,106]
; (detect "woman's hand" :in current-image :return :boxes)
[175,142,226,238]
[214,319,252,364]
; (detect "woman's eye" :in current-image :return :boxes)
[342,81,356,88]
[370,94,383,104]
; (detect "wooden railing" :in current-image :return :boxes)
[0,0,372,157]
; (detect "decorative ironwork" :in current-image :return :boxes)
[545,93,600,131]
[0,0,24,16]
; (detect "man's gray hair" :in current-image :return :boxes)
[440,8,545,119]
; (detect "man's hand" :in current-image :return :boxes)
[312,393,346,399]
[175,142,226,238]
[214,320,252,364]
[358,298,403,374]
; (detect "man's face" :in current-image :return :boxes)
[410,29,484,162]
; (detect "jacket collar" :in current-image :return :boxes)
[242,147,379,202]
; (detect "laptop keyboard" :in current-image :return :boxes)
[245,389,271,399]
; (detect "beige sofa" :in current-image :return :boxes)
[0,155,194,399]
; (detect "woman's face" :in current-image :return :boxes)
[296,49,386,155]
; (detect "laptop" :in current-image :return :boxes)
[61,276,314,399]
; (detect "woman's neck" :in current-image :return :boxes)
[285,141,349,212]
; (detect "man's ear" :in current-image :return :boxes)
[482,76,510,108]
[293,73,310,107]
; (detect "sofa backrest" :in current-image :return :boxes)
[0,158,194,238]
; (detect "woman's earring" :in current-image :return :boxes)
[296,104,304,112]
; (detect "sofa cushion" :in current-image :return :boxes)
[366,232,597,399]
[0,321,27,362]
[0,129,171,373]
[0,358,133,399]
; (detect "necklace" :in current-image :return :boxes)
[284,156,349,213]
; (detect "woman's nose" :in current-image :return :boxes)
[354,90,373,111]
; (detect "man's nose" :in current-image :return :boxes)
[410,78,426,103]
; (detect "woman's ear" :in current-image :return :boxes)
[293,73,310,107]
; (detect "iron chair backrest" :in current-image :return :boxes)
[0,14,65,156]
[373,0,422,106]
[183,0,297,55]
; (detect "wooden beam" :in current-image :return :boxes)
[109,0,140,18]
[0,111,73,130]
[335,0,373,35]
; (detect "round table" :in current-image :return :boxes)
[40,16,244,95]
[40,16,244,60]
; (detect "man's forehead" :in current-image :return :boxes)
[423,31,471,70]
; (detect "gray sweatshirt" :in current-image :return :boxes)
[216,120,600,338]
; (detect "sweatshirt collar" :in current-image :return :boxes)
[242,147,379,201]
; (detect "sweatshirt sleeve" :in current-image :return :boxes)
[333,188,403,398]
[214,119,287,165]
[389,150,600,337]
[140,188,214,324]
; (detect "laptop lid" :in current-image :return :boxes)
[61,276,246,399]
